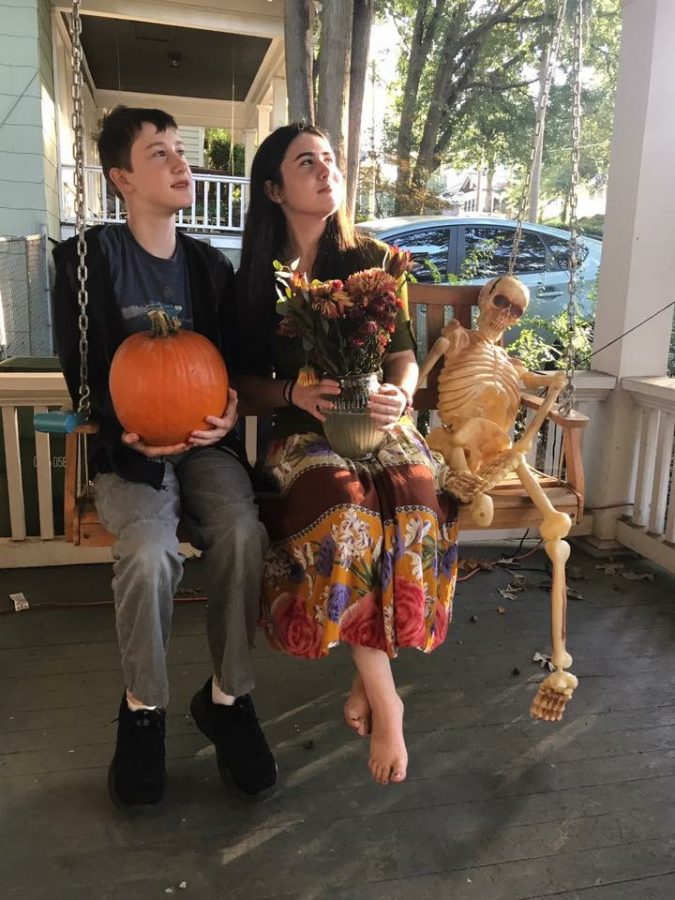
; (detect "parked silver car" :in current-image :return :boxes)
[359,215,602,320]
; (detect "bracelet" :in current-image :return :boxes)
[282,377,297,406]
[398,386,413,415]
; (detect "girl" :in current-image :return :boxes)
[235,123,458,785]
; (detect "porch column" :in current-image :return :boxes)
[271,76,288,129]
[244,128,258,178]
[586,0,675,544]
[257,103,272,145]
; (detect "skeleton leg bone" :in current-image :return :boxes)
[515,461,578,722]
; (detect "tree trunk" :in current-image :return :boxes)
[284,0,315,124]
[528,43,550,222]
[394,1,448,214]
[485,164,495,212]
[346,0,375,217]
[317,0,354,169]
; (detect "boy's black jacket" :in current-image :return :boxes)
[53,225,246,488]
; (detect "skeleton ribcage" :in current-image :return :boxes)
[437,347,521,424]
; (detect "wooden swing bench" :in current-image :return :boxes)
[63,282,588,547]
[407,281,588,531]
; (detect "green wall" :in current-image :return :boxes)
[0,0,59,239]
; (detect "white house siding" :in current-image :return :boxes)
[178,125,205,167]
[0,0,59,240]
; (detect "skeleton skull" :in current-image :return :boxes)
[477,275,530,343]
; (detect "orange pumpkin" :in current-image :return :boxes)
[109,308,229,446]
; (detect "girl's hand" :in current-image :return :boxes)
[292,378,342,422]
[368,383,409,429]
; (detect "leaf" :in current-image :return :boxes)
[567,587,585,600]
[621,571,655,582]
[596,563,624,575]
[532,651,555,672]
[272,259,283,271]
[496,606,507,615]
[498,588,520,601]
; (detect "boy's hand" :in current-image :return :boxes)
[188,388,239,447]
[121,433,189,457]
[122,389,239,455]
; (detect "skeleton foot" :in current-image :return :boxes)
[530,669,578,722]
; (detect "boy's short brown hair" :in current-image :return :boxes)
[97,105,178,194]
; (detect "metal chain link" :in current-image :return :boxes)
[508,0,568,274]
[70,0,90,420]
[557,0,584,416]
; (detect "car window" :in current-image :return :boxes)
[462,226,549,277]
[388,227,449,282]
[543,235,590,270]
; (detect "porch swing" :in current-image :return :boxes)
[37,0,589,550]
[409,0,589,532]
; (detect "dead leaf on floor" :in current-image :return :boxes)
[496,556,521,567]
[496,606,507,615]
[532,651,555,672]
[509,573,526,586]
[498,588,520,601]
[567,587,585,600]
[621,571,655,582]
[460,557,495,572]
[596,563,624,576]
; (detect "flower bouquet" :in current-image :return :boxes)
[274,246,413,458]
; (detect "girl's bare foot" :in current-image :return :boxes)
[368,693,408,784]
[343,674,372,736]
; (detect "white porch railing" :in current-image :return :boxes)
[60,165,248,233]
[615,376,675,571]
[2,368,673,571]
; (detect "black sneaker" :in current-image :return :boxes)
[107,695,166,807]
[190,679,277,797]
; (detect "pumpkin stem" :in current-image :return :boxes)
[147,307,181,338]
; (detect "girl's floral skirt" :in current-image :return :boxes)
[257,423,458,659]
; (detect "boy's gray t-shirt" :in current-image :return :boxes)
[99,224,193,334]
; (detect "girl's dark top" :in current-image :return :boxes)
[235,235,416,438]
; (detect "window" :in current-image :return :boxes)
[390,227,450,283]
[462,226,549,277]
[544,235,590,271]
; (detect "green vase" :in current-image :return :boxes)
[322,371,384,459]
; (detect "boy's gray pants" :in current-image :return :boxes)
[95,447,268,708]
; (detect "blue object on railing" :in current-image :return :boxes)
[33,410,85,434]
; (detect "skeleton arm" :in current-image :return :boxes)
[510,358,566,392]
[416,320,471,390]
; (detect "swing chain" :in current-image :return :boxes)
[508,0,568,275]
[70,0,90,421]
[558,0,584,416]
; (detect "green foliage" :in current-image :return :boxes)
[204,128,245,175]
[508,306,595,371]
[382,0,621,215]
[542,214,604,238]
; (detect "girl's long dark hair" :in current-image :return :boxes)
[237,123,364,337]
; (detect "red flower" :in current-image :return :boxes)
[430,601,450,650]
[271,593,324,659]
[393,576,427,647]
[340,592,388,651]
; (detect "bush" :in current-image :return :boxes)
[542,214,604,239]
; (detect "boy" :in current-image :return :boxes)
[53,106,276,806]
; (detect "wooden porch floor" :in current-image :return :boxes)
[2,543,675,900]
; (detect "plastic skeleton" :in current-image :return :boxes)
[417,275,578,721]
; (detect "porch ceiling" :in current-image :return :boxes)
[74,13,271,101]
